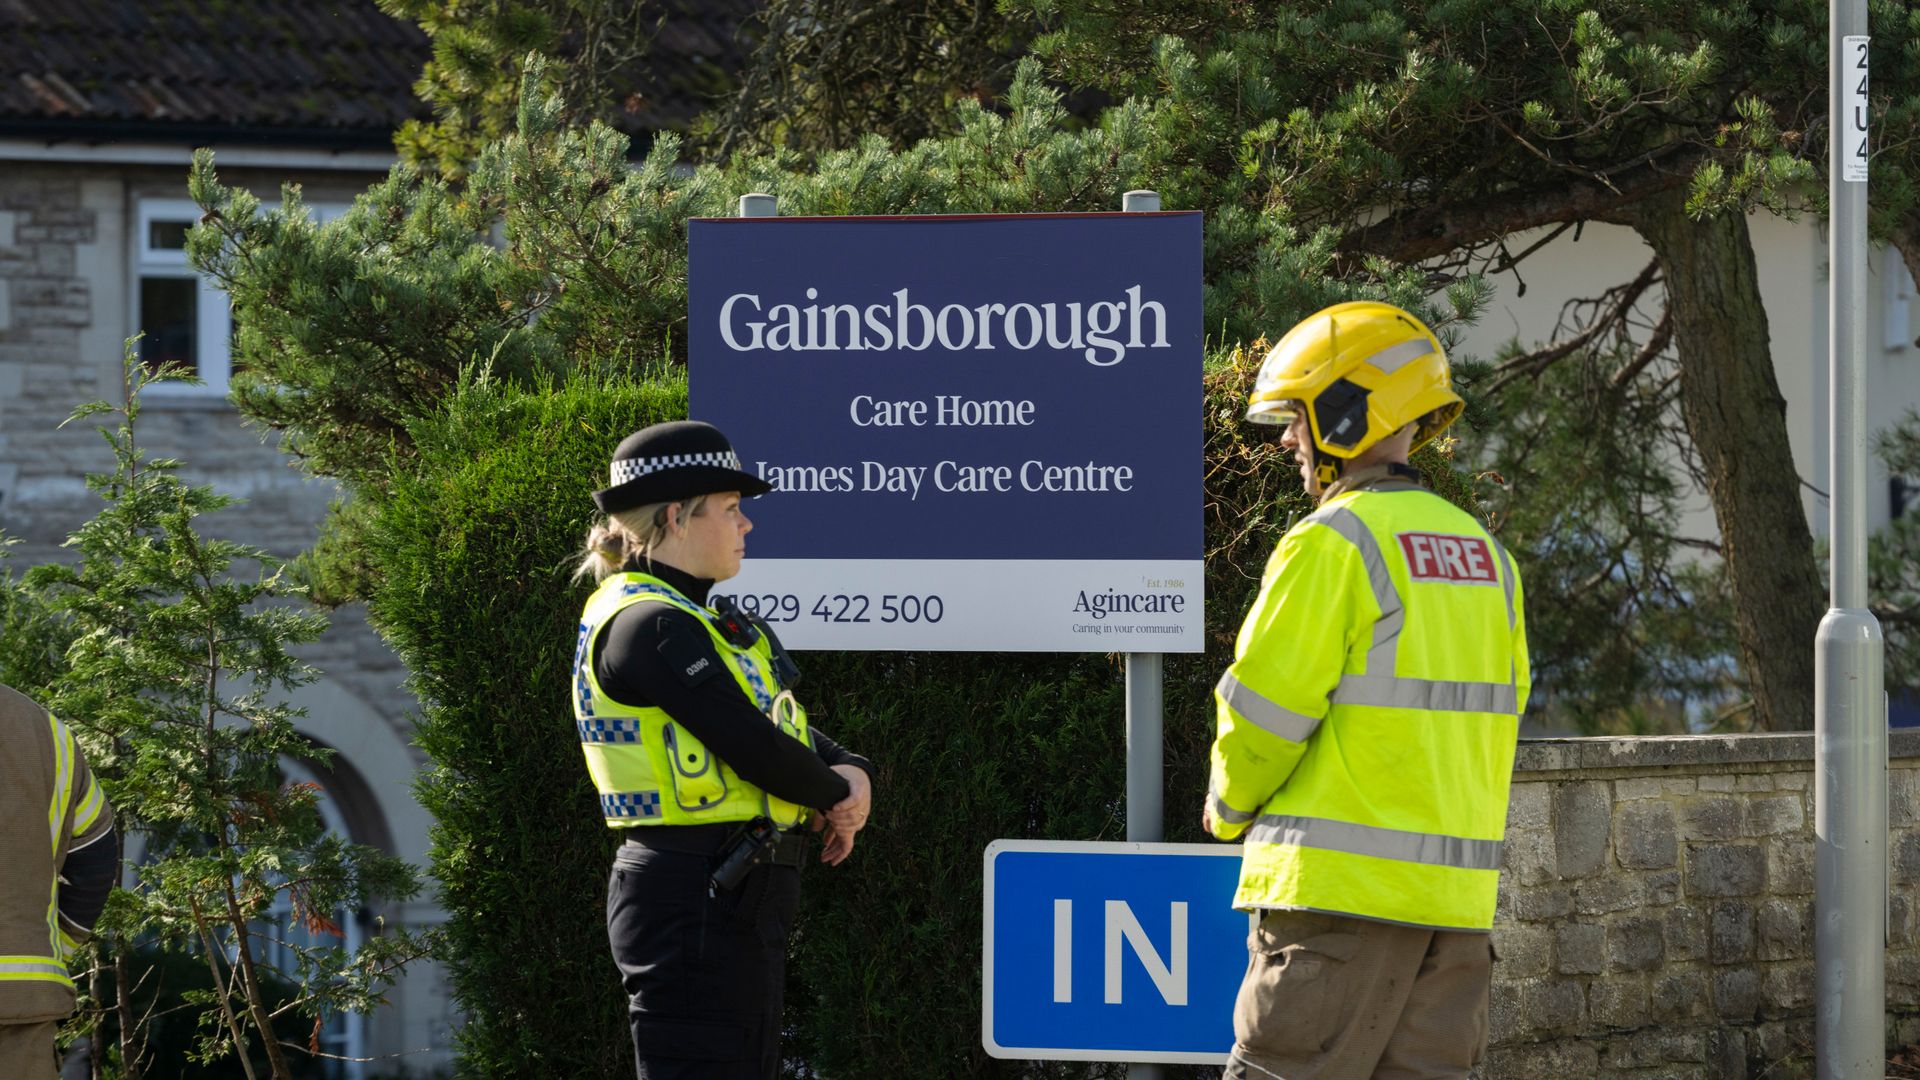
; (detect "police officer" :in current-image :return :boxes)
[571,421,874,1079]
[0,683,117,1080]
[1205,303,1530,1079]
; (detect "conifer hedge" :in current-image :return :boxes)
[356,358,1473,1079]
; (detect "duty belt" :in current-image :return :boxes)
[765,831,809,867]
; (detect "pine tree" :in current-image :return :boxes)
[1011,0,1920,730]
[376,0,667,178]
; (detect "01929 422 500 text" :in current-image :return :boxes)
[709,592,946,625]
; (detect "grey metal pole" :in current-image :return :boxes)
[1122,189,1166,1080]
[1125,653,1165,842]
[1815,15,1887,1080]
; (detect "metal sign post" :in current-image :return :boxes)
[1814,14,1887,1080]
[716,191,1202,1077]
[1121,188,1168,1080]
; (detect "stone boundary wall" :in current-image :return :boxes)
[1488,731,1920,1078]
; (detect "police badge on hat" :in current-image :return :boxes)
[591,421,773,514]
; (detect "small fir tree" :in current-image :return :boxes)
[24,350,429,1080]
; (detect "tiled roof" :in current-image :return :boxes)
[0,0,755,147]
[0,0,431,144]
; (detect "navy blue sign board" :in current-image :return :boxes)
[982,840,1249,1063]
[687,213,1203,651]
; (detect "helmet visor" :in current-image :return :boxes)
[1246,398,1301,426]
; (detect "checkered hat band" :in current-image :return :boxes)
[609,451,744,486]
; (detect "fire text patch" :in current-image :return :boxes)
[1397,532,1499,585]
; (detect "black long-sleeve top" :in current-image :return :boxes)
[593,559,872,812]
[60,823,118,936]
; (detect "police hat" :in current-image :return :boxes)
[591,421,772,514]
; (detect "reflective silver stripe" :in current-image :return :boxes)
[72,776,106,835]
[1363,338,1436,375]
[1493,538,1520,692]
[1209,787,1257,825]
[0,958,69,979]
[1216,671,1320,743]
[1492,538,1517,631]
[48,714,71,854]
[1332,674,1518,714]
[1302,506,1402,675]
[1246,814,1504,871]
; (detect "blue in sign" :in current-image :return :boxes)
[982,840,1248,1063]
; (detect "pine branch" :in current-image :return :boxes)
[1485,259,1662,395]
[1609,306,1674,391]
[1338,144,1710,265]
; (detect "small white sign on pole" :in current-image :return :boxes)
[1842,35,1870,183]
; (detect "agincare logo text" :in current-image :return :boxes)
[718,286,1170,366]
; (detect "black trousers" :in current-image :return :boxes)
[607,832,803,1080]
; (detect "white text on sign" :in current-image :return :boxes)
[1051,899,1190,1007]
[754,460,1135,498]
[849,395,1037,427]
[717,286,1170,366]
[1843,35,1870,183]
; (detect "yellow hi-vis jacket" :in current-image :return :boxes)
[1,686,113,1021]
[1207,476,1528,931]
[571,572,814,830]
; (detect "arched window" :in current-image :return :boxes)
[263,755,370,1080]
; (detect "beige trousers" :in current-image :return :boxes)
[0,1019,60,1080]
[1225,909,1492,1080]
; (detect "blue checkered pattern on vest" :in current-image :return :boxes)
[601,791,663,819]
[577,717,643,744]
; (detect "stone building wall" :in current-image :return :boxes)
[1488,731,1920,1078]
[0,160,453,1074]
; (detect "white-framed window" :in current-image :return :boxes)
[1887,245,1915,353]
[135,199,230,396]
[135,197,347,397]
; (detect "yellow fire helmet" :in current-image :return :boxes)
[1247,301,1464,486]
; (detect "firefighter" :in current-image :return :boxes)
[0,684,117,1080]
[1206,302,1530,1079]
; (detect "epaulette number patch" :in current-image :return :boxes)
[658,621,724,688]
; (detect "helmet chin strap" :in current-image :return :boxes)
[1313,447,1344,490]
[1311,455,1421,500]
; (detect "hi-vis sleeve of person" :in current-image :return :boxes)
[1207,523,1368,841]
[52,715,115,955]
[61,727,112,850]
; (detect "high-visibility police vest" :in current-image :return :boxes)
[1208,477,1529,931]
[572,572,814,830]
[1,687,111,1021]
